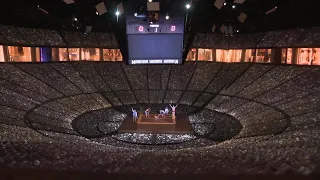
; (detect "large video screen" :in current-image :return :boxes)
[128,34,183,64]
[126,14,184,64]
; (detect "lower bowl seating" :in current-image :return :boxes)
[0,62,319,175]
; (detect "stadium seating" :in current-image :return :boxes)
[0,61,319,175]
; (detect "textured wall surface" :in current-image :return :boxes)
[0,62,319,175]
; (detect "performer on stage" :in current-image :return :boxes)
[145,108,151,118]
[157,107,168,119]
[164,107,169,114]
[169,103,178,117]
[131,107,138,122]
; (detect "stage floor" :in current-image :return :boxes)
[118,113,194,134]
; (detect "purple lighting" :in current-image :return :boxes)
[40,47,51,62]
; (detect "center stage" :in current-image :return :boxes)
[118,113,194,134]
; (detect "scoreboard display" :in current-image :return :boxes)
[132,24,177,33]
[126,15,184,64]
[127,18,184,34]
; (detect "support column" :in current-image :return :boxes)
[2,46,9,62]
[31,47,37,62]
[212,49,216,62]
[273,48,282,64]
[240,49,246,62]
[79,48,82,61]
[292,48,298,64]
[100,48,104,61]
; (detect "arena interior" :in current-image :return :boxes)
[0,0,320,180]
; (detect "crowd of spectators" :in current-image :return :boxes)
[0,25,320,48]
[189,109,242,140]
[74,108,125,137]
[112,133,153,144]
[0,61,319,174]
[18,28,42,45]
[61,31,83,47]
[0,25,26,44]
[94,32,114,47]
[0,122,318,175]
[79,32,98,47]
[156,134,196,144]
[38,29,66,46]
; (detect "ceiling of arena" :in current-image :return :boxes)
[0,0,318,33]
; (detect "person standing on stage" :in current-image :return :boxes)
[145,108,151,118]
[131,107,138,122]
[164,107,169,114]
[169,103,178,117]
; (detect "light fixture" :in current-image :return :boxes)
[265,6,278,15]
[96,11,99,15]
[134,13,137,17]
[115,11,120,16]
[236,30,239,33]
[148,0,152,2]
[165,15,169,20]
[232,5,236,9]
[186,4,191,9]
[73,17,78,21]
[223,2,227,6]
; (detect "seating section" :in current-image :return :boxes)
[0,61,319,175]
[1,25,320,48]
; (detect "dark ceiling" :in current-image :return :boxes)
[0,0,319,33]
